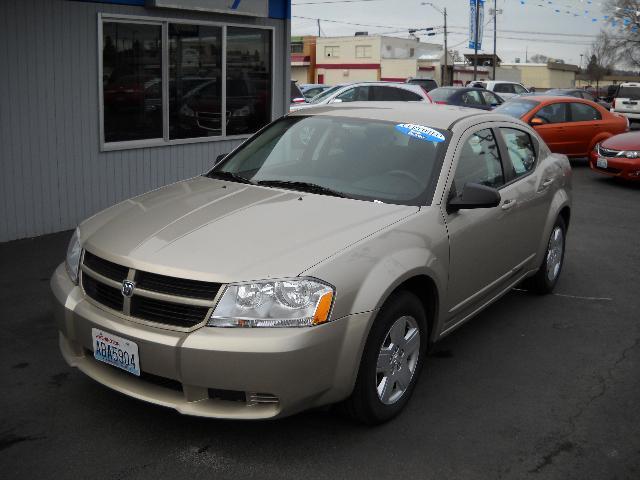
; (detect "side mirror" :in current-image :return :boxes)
[447,183,501,213]
[215,153,228,165]
[529,117,546,126]
[292,97,306,104]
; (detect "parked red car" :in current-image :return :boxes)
[590,131,640,181]
[496,96,628,158]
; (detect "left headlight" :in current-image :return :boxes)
[208,278,335,328]
[65,227,81,284]
[624,151,640,158]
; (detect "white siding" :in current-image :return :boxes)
[0,0,289,242]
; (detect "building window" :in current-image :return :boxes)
[169,24,222,139]
[102,22,163,143]
[226,27,272,136]
[100,16,273,149]
[355,45,372,58]
[409,48,415,57]
[324,46,340,58]
[291,42,304,54]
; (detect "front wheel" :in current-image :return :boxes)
[340,291,427,424]
[529,216,567,294]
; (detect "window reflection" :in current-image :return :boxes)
[169,24,223,139]
[226,27,272,135]
[103,22,162,143]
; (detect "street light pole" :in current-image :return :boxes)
[473,0,480,80]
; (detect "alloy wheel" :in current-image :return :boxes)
[376,315,421,405]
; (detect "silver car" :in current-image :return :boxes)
[52,103,571,424]
[290,82,432,112]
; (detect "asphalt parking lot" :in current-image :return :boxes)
[1,160,639,480]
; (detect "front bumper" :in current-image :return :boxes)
[51,264,372,419]
[589,154,640,181]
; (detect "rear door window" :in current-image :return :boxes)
[460,90,484,106]
[570,102,601,122]
[500,128,536,177]
[335,86,369,102]
[480,91,502,106]
[494,83,515,94]
[513,84,528,95]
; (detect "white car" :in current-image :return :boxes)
[611,82,640,121]
[468,80,529,100]
[290,82,432,112]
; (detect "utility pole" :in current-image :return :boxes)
[473,0,480,80]
[492,1,497,80]
[443,8,448,86]
[317,18,321,37]
[422,3,448,86]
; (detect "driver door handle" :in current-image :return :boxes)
[538,178,554,192]
[501,199,517,211]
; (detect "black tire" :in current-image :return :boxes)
[340,291,428,425]
[528,216,567,294]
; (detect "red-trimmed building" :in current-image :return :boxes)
[309,35,443,85]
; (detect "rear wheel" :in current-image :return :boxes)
[340,291,427,424]
[528,216,566,294]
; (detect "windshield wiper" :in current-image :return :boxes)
[207,170,255,185]
[257,180,348,198]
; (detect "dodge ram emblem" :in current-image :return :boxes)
[121,280,135,298]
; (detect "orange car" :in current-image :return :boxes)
[495,96,628,157]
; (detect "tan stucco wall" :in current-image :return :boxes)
[316,68,379,85]
[291,66,309,85]
[381,59,417,80]
[316,36,382,64]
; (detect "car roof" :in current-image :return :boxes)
[288,102,511,129]
[509,95,588,103]
[619,82,640,87]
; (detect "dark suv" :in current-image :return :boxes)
[405,78,439,92]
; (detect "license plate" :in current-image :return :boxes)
[597,157,608,169]
[92,328,140,376]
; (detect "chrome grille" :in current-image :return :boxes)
[80,251,221,330]
[598,146,621,158]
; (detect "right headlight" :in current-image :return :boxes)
[208,278,335,328]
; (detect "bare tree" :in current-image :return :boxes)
[585,31,616,88]
[529,53,549,64]
[603,0,640,67]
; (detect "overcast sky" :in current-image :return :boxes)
[291,0,610,67]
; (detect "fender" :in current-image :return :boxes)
[588,131,614,154]
[534,186,571,269]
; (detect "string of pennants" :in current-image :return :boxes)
[516,1,640,32]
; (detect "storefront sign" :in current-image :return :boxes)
[148,0,269,17]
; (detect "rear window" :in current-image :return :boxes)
[428,88,457,102]
[494,99,540,118]
[617,86,640,100]
[408,79,438,91]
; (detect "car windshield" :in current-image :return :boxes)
[494,99,540,118]
[618,86,640,100]
[309,85,344,104]
[208,115,450,205]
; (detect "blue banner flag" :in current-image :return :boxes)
[469,0,485,50]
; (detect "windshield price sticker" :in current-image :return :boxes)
[395,124,446,143]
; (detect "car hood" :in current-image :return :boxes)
[601,131,640,151]
[80,176,418,283]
